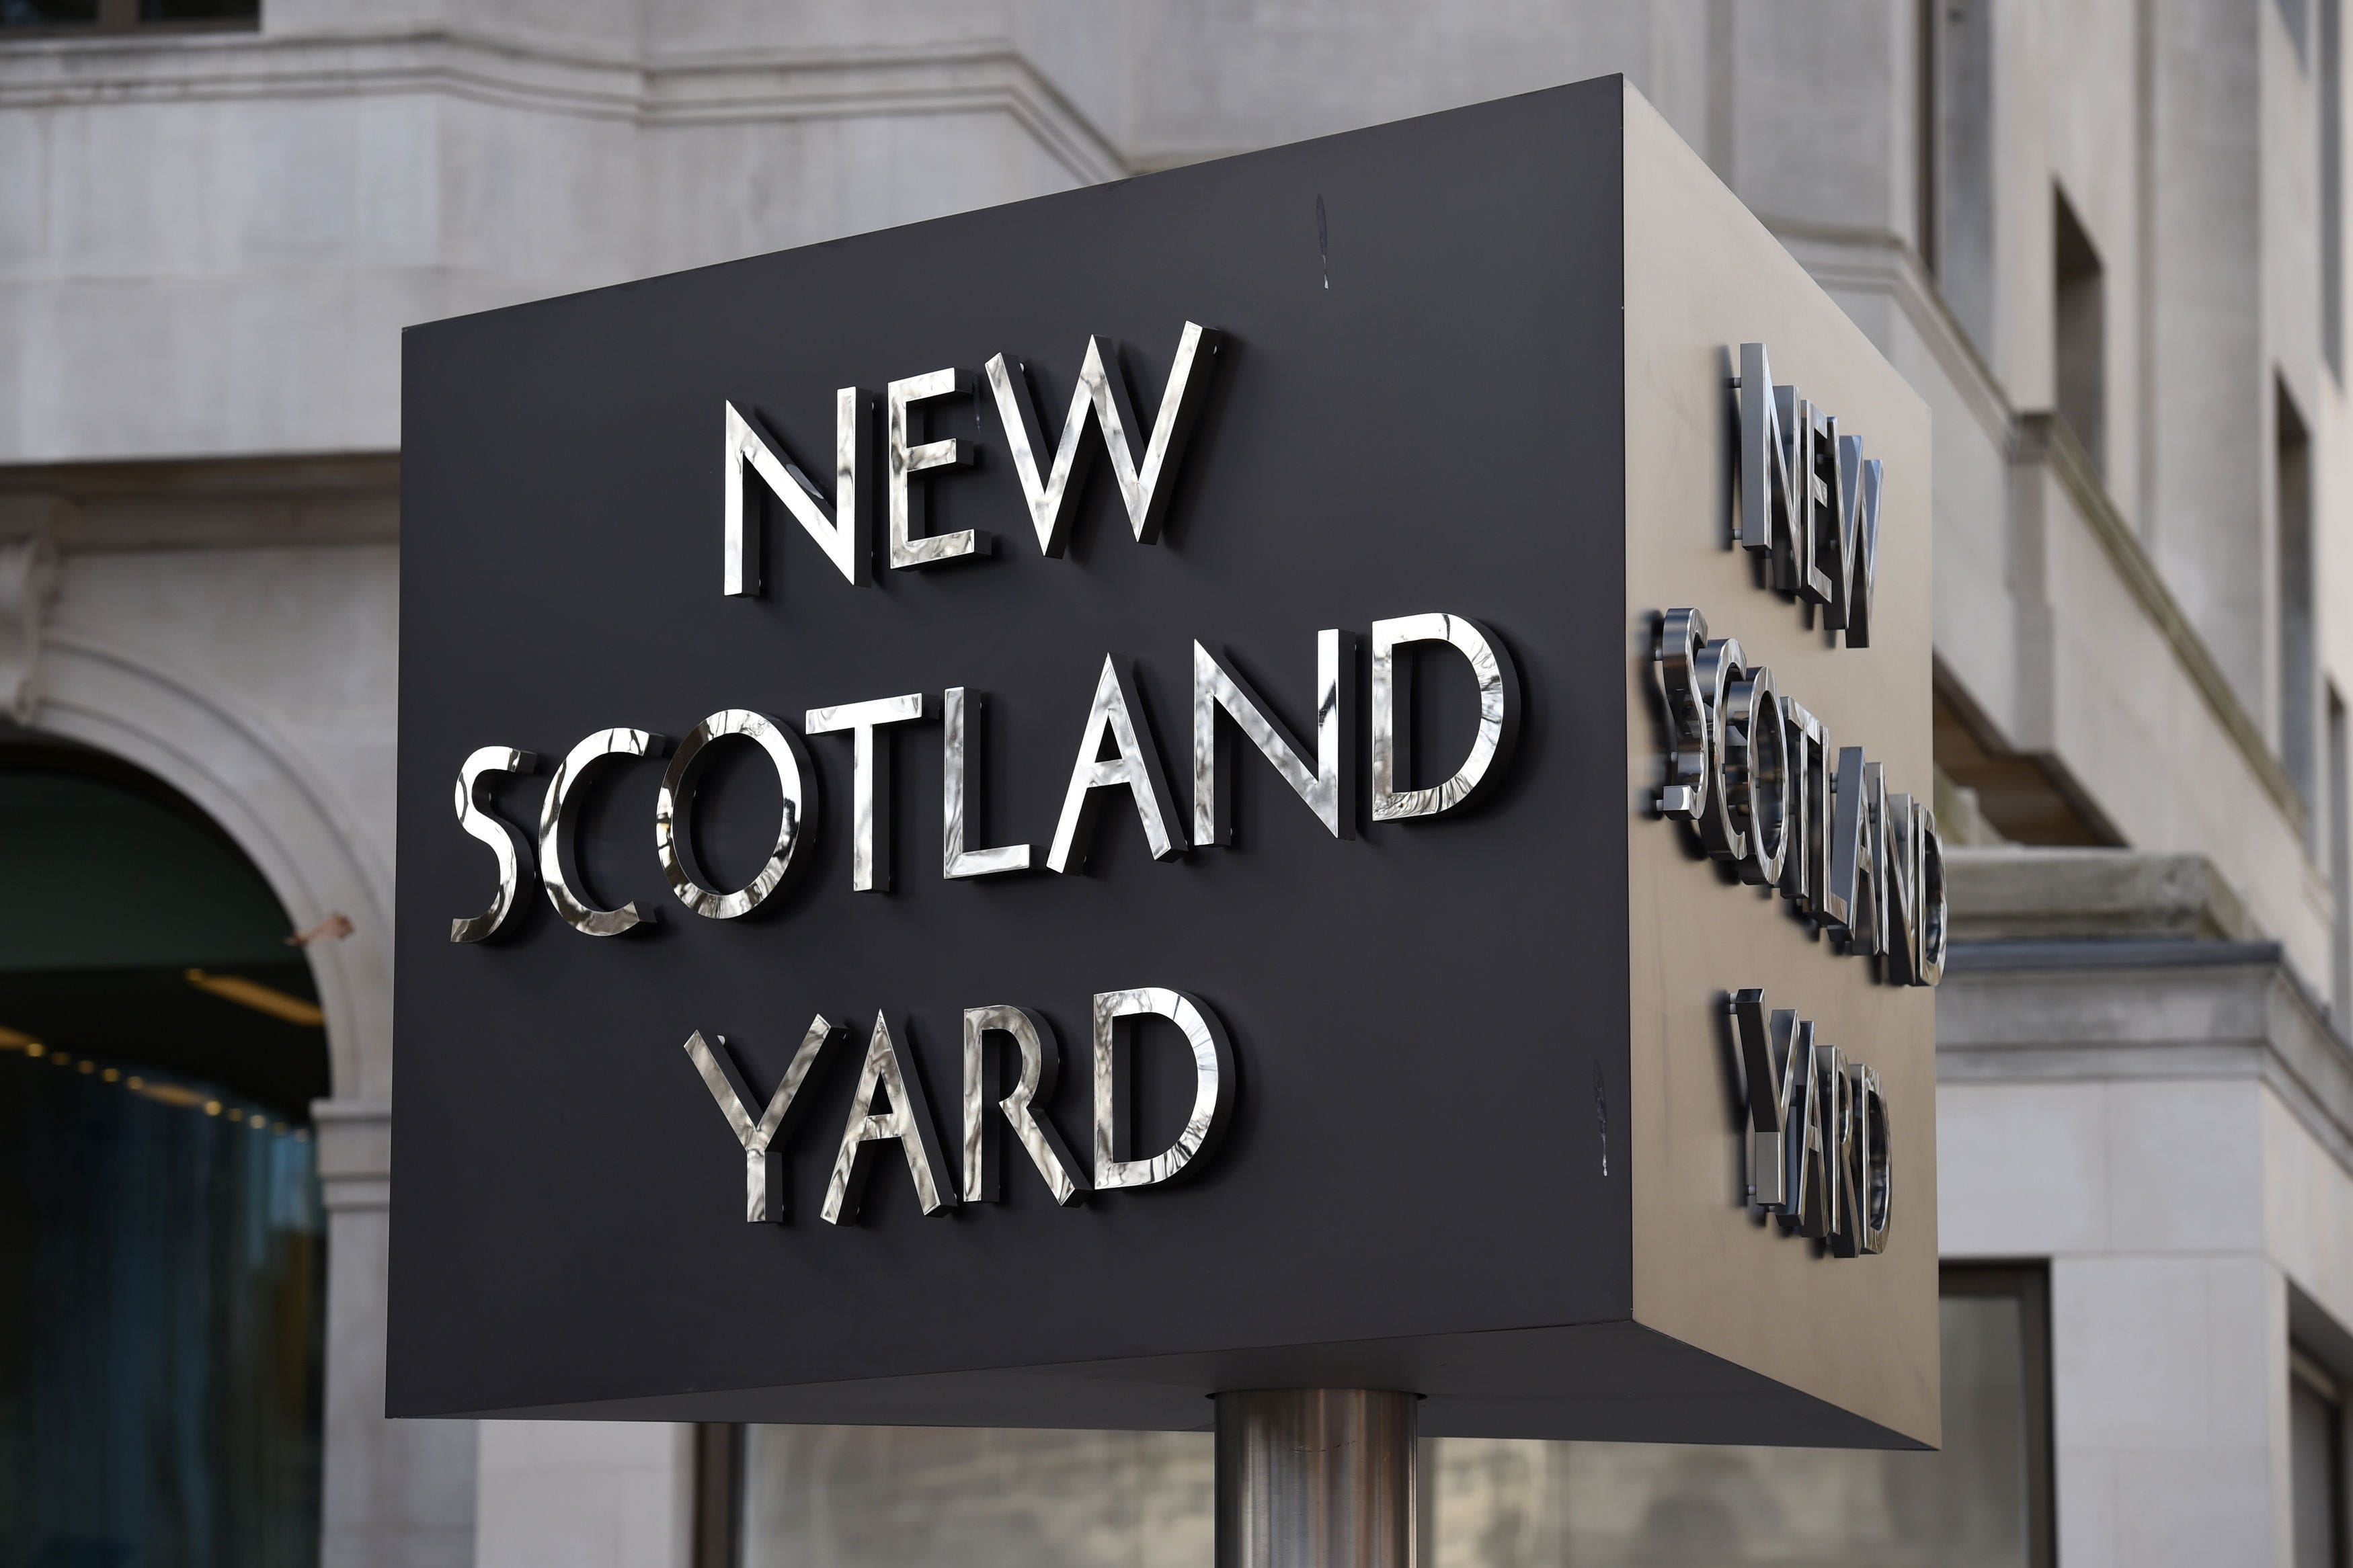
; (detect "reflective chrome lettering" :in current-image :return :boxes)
[1692,637,1749,864]
[1788,403,1837,606]
[1739,343,1882,647]
[887,369,982,569]
[822,1015,955,1224]
[723,392,869,597]
[805,694,924,893]
[1823,1040,1859,1255]
[1047,656,1187,872]
[450,745,537,943]
[1917,809,1948,986]
[984,321,1221,557]
[961,1005,1086,1206]
[1832,434,1882,646]
[1092,987,1234,1191]
[682,1021,840,1223]
[1827,747,1886,956]
[1730,991,1804,1211]
[1882,792,1925,984]
[540,727,669,936]
[1655,608,1714,821]
[1369,613,1520,821]
[1191,632,1355,845]
[1730,991,1894,1260]
[942,687,1032,879]
[1856,1065,1892,1253]
[656,710,816,918]
[1724,664,1787,887]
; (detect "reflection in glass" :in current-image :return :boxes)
[144,0,259,17]
[0,1046,323,1567]
[741,1426,1211,1568]
[0,1,97,24]
[735,1277,2044,1568]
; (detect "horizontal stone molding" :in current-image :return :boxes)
[0,452,398,551]
[1942,938,2353,1183]
[0,30,1127,186]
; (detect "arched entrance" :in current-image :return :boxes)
[0,730,327,1565]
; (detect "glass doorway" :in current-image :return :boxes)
[0,735,325,1567]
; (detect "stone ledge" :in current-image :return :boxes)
[1939,938,2353,1184]
[1946,846,2258,943]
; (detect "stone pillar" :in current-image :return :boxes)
[315,1100,480,1568]
[475,1422,696,1568]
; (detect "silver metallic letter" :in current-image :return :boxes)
[1882,792,1926,983]
[1917,808,1948,986]
[1738,343,1795,563]
[1092,988,1234,1192]
[1782,1020,1830,1238]
[1192,632,1355,845]
[450,745,537,942]
[1730,991,1808,1211]
[983,321,1221,556]
[943,687,1032,878]
[1855,1067,1892,1252]
[887,369,982,569]
[961,1005,1087,1206]
[1692,638,1749,864]
[1369,614,1520,821]
[805,694,924,892]
[822,1015,955,1224]
[723,392,869,596]
[682,1021,840,1223]
[655,710,817,919]
[539,727,669,936]
[1831,435,1883,647]
[1822,1041,1857,1253]
[1047,657,1187,872]
[1724,665,1787,887]
[1827,748,1886,955]
[1655,608,1712,821]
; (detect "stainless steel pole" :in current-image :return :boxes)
[1213,1389,1418,1568]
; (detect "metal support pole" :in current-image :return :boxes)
[1213,1389,1418,1568]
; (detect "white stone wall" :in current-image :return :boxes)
[10,3,2353,1565]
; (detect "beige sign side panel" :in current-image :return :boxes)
[1620,83,1939,1447]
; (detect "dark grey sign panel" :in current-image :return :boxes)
[390,75,1938,1446]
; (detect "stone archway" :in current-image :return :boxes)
[19,623,477,1568]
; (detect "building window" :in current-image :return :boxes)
[2282,378,2319,823]
[717,1266,2054,1567]
[1927,0,1997,362]
[2325,0,2344,380]
[2329,688,2353,1029]
[2053,188,2107,476]
[0,737,327,1565]
[2288,0,2317,71]
[0,0,256,32]
[2292,1350,2348,1568]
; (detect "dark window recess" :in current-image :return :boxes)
[2291,1350,2348,1568]
[2331,688,2351,1022]
[1929,0,1997,360]
[2053,188,2107,477]
[0,0,253,28]
[2282,379,2319,826]
[0,1,97,24]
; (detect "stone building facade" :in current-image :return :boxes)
[2,3,2349,1566]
